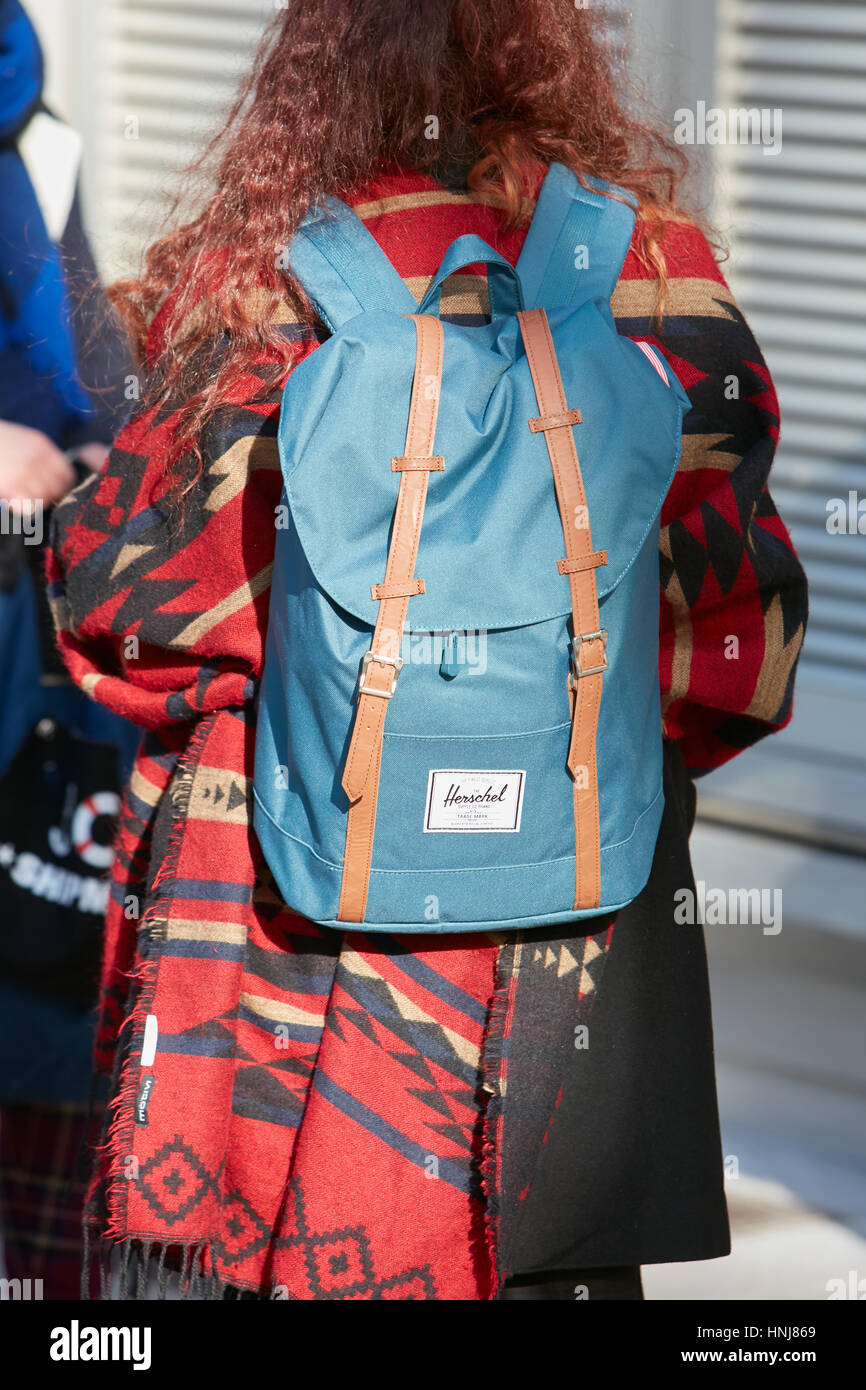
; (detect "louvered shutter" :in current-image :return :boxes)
[90,0,274,280]
[699,0,866,845]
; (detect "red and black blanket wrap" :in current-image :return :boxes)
[48,166,807,1299]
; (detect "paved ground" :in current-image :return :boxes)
[645,1157,866,1301]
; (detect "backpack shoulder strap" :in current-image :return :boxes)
[288,196,419,331]
[516,164,638,311]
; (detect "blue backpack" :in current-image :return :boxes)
[254,163,690,932]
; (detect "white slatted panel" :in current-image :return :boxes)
[700,0,866,852]
[93,0,273,279]
[716,0,866,691]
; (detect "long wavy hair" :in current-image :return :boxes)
[110,0,690,493]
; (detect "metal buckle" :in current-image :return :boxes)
[569,629,609,679]
[358,649,403,699]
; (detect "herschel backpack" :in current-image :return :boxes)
[253,162,691,931]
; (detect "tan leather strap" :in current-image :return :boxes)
[338,313,444,922]
[370,579,426,601]
[528,408,583,433]
[518,307,607,912]
[557,550,608,576]
[392,456,445,472]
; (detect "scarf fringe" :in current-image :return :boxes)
[82,1235,288,1301]
[478,935,521,1300]
[92,720,211,1251]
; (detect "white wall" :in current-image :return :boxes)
[25,0,110,259]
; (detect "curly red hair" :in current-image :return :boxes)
[110,0,691,492]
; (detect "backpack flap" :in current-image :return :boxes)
[278,305,684,637]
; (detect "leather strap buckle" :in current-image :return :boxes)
[358,649,403,699]
[569,629,609,680]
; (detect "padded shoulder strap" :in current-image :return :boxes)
[516,164,638,311]
[288,196,418,331]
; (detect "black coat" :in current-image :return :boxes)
[492,741,730,1276]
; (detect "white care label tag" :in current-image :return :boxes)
[423,770,526,833]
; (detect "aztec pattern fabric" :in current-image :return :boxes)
[47,165,807,1299]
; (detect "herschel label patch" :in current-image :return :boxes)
[424,770,526,833]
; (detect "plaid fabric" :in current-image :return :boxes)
[0,1101,98,1299]
[46,165,807,1299]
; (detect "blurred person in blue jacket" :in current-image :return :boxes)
[0,0,139,1298]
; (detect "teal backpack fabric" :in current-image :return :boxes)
[253,163,691,931]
